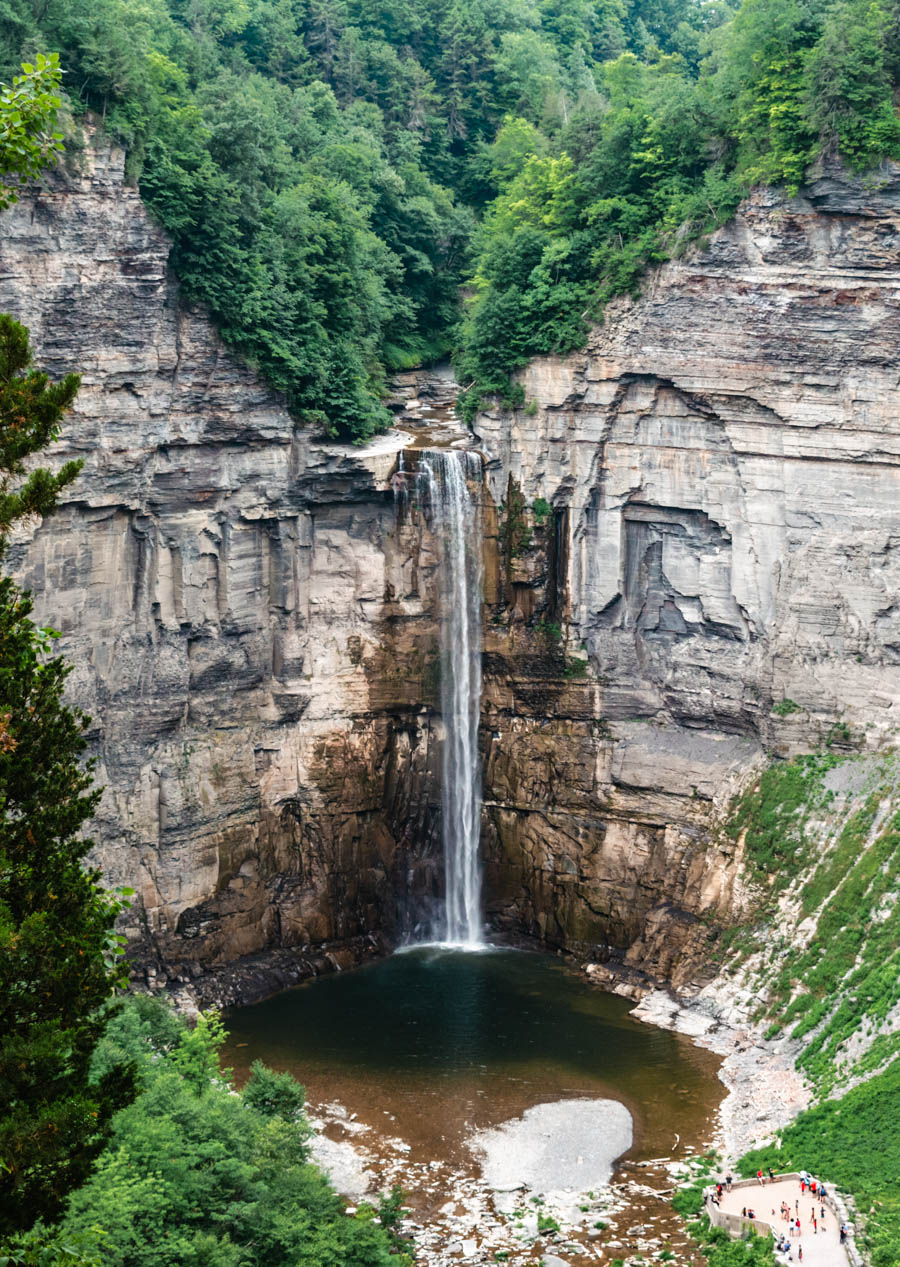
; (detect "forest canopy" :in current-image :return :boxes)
[2,0,898,439]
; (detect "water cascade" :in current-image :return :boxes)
[417,449,484,946]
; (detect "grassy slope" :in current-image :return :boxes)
[712,750,900,1266]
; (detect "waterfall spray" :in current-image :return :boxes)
[418,449,484,946]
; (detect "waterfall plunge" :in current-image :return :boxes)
[418,449,484,947]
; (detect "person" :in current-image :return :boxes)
[717,1183,723,1199]
[821,1204,826,1222]
[742,1207,748,1218]
[726,1173,733,1191]
[769,1167,777,1182]
[800,1177,806,1194]
[840,1224,847,1244]
[798,1246,803,1262]
[758,1169,764,1184]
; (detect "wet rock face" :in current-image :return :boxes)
[476,161,900,976]
[0,134,444,979]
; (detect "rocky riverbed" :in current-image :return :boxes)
[307,1095,711,1267]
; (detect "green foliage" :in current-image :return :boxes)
[725,753,839,878]
[0,55,65,208]
[500,480,533,558]
[536,617,563,644]
[0,1228,103,1267]
[44,997,399,1267]
[771,697,799,716]
[562,655,589,677]
[458,0,900,411]
[740,1059,900,1267]
[0,322,134,1237]
[804,0,900,170]
[531,496,551,524]
[242,1059,308,1121]
[168,1009,230,1095]
[377,1186,414,1264]
[8,1,895,437]
[686,1218,776,1266]
[0,0,745,440]
[0,316,81,544]
[723,751,900,1093]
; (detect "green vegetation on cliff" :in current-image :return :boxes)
[741,1061,900,1267]
[0,0,725,440]
[711,749,900,1266]
[457,0,900,417]
[722,750,900,1095]
[4,0,900,437]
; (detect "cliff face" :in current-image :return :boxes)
[476,160,900,978]
[4,136,900,992]
[0,135,447,994]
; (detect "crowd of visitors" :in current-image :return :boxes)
[707,1168,851,1264]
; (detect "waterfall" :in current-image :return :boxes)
[418,449,484,946]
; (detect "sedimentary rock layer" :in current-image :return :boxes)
[476,160,900,976]
[3,134,899,987]
[0,134,444,983]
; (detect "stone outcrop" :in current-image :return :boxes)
[475,159,900,976]
[0,132,447,989]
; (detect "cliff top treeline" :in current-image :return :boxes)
[4,0,899,440]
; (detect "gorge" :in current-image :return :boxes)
[4,0,900,1256]
[5,134,900,1004]
[3,106,900,1267]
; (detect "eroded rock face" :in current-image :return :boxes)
[0,134,445,985]
[4,134,900,991]
[476,160,900,978]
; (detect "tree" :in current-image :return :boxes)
[0,316,81,544]
[803,0,900,170]
[0,54,65,209]
[53,997,398,1267]
[0,316,135,1236]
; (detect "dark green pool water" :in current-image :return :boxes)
[223,946,720,1165]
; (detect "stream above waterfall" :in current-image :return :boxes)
[224,947,723,1265]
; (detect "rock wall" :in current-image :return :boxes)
[5,133,900,991]
[476,160,900,978]
[0,133,446,993]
